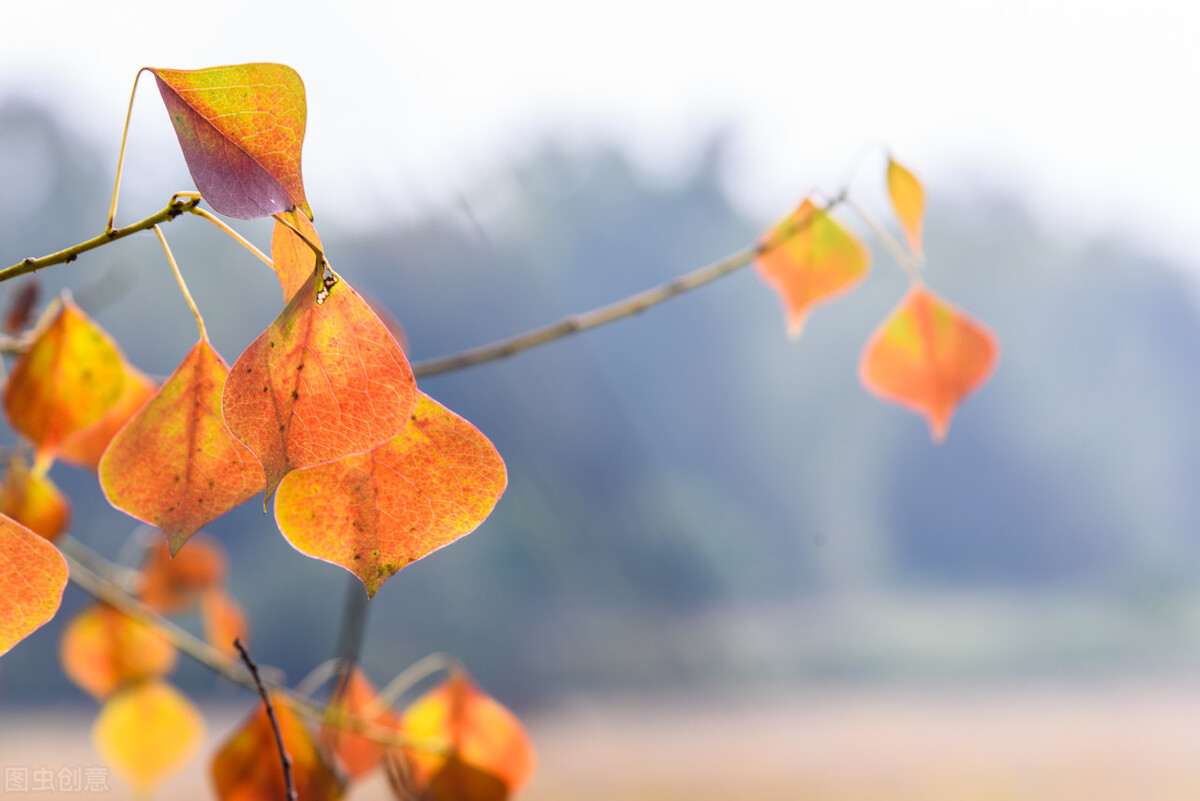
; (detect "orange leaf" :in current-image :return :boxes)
[139,533,227,614]
[93,679,203,793]
[275,393,506,598]
[755,199,870,338]
[151,64,311,220]
[321,668,401,780]
[201,588,249,659]
[272,210,324,302]
[60,604,176,700]
[859,285,998,442]
[99,339,265,553]
[388,671,535,801]
[0,513,67,656]
[887,156,926,258]
[58,362,157,472]
[4,296,126,467]
[212,698,345,801]
[223,272,417,499]
[0,453,70,542]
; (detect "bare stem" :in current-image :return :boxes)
[106,69,149,233]
[152,226,207,341]
[189,207,274,269]
[410,196,840,378]
[377,652,464,708]
[57,536,446,752]
[844,195,924,284]
[235,639,298,801]
[0,196,201,284]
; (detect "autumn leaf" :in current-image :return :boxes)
[223,271,417,499]
[755,199,870,338]
[151,63,311,220]
[60,604,176,700]
[859,285,998,442]
[58,362,157,472]
[387,670,535,801]
[93,679,203,793]
[275,393,505,598]
[0,513,67,656]
[887,156,926,258]
[212,698,344,801]
[4,296,126,468]
[321,668,401,780]
[4,280,39,334]
[99,338,265,553]
[1,453,70,542]
[139,533,227,614]
[201,588,249,659]
[272,210,324,302]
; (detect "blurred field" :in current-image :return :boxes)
[6,677,1200,800]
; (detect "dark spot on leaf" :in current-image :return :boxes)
[291,390,299,400]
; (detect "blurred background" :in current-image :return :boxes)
[3,1,1200,798]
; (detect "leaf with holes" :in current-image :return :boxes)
[387,670,535,801]
[859,285,998,442]
[223,271,416,500]
[94,679,203,792]
[272,210,324,302]
[755,199,870,338]
[321,668,400,780]
[212,698,344,801]
[151,63,311,220]
[0,453,70,542]
[60,604,176,700]
[275,393,505,598]
[58,362,157,472]
[4,296,126,468]
[887,156,926,257]
[139,533,227,614]
[0,514,67,656]
[99,338,264,553]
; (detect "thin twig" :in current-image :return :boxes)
[152,226,208,341]
[843,195,924,284]
[235,638,298,801]
[410,196,841,378]
[58,536,447,752]
[0,196,202,284]
[189,207,274,269]
[106,69,149,233]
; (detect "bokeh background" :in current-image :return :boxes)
[3,2,1200,798]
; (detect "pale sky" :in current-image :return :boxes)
[3,0,1198,268]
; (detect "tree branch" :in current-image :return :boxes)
[0,195,202,285]
[235,639,297,801]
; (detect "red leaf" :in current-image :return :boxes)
[274,393,506,598]
[98,338,265,553]
[755,200,870,338]
[212,699,344,801]
[0,513,67,656]
[223,272,417,499]
[859,285,998,442]
[151,64,311,220]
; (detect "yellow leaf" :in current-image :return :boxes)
[93,679,203,792]
[886,156,926,258]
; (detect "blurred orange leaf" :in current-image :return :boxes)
[223,272,416,499]
[151,64,311,220]
[201,588,249,659]
[859,285,998,442]
[58,362,157,472]
[887,156,926,258]
[275,393,506,598]
[93,679,203,792]
[99,338,265,553]
[60,604,176,700]
[139,533,227,614]
[321,668,401,780]
[388,670,535,801]
[4,296,126,468]
[0,453,70,542]
[755,199,870,338]
[212,698,344,801]
[0,513,67,656]
[272,210,323,302]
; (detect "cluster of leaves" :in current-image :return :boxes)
[0,61,999,799]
